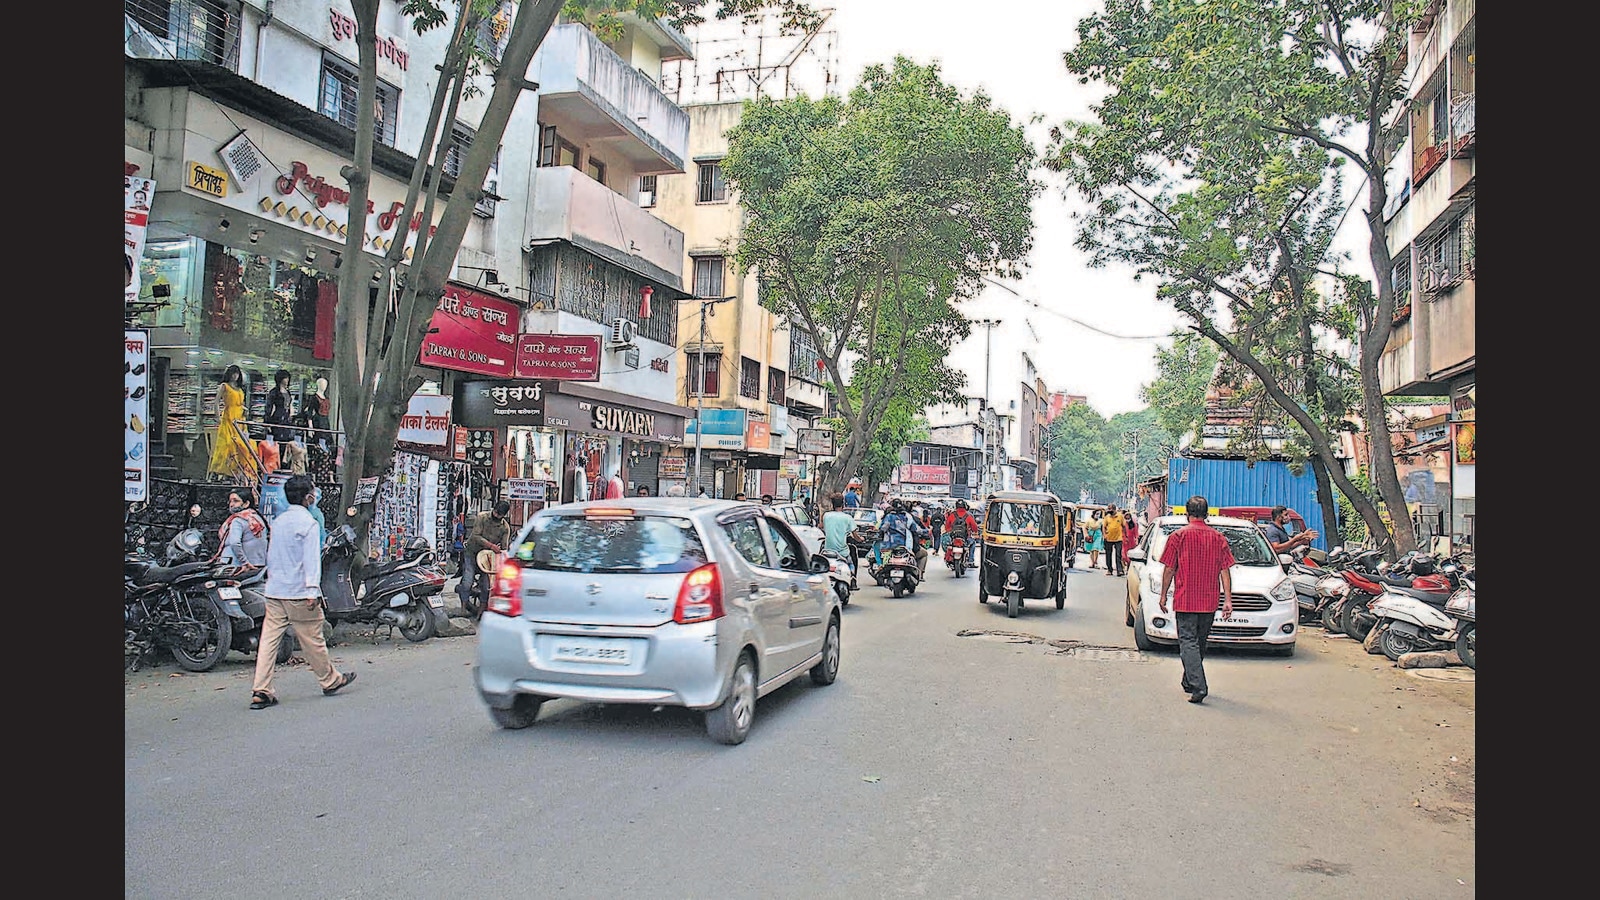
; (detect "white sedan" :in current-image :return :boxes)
[1124,515,1299,656]
[771,502,827,556]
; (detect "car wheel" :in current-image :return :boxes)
[706,652,757,746]
[488,695,544,730]
[1132,603,1154,651]
[810,615,841,686]
[1056,576,1067,610]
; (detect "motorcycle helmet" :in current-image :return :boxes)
[955,499,967,510]
[402,537,432,561]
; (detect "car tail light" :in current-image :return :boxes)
[674,563,724,624]
[487,562,522,617]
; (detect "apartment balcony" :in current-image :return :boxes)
[526,165,685,291]
[785,376,827,417]
[1380,278,1474,396]
[532,24,691,175]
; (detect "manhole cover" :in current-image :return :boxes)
[1405,667,1475,682]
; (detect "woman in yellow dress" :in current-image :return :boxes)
[207,365,257,480]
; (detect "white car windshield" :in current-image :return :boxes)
[1149,522,1277,566]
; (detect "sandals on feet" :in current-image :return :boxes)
[322,671,357,695]
[249,691,278,710]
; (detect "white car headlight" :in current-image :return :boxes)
[1270,580,1297,603]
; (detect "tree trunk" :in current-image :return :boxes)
[1357,208,1415,559]
[1307,453,1341,547]
[1190,322,1391,546]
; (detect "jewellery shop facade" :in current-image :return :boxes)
[452,374,690,524]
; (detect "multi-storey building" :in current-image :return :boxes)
[124,1,697,543]
[651,100,801,499]
[1377,0,1475,544]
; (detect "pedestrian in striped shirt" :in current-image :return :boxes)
[1158,495,1236,704]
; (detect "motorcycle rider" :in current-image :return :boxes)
[880,500,930,578]
[943,500,979,551]
[821,493,858,577]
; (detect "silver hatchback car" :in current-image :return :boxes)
[474,499,842,744]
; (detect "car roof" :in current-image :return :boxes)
[537,498,766,522]
[1151,514,1256,528]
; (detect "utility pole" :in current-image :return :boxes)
[691,295,736,493]
[974,318,1002,497]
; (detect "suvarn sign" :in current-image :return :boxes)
[592,404,656,438]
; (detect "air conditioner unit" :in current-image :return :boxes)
[609,317,637,349]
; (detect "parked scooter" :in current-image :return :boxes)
[320,526,448,642]
[1369,560,1467,661]
[1444,570,1475,669]
[1343,552,1458,642]
[818,548,854,607]
[944,535,971,578]
[880,545,921,598]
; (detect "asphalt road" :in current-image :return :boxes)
[126,552,1475,898]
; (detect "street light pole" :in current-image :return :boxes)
[974,318,1001,497]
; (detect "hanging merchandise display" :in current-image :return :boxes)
[370,450,429,561]
[466,429,495,468]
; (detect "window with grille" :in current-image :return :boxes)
[1392,253,1412,308]
[475,0,513,61]
[319,54,398,147]
[697,161,727,203]
[740,357,761,399]
[444,122,473,178]
[687,353,721,396]
[789,322,822,381]
[1419,209,1469,295]
[693,256,725,298]
[639,175,657,208]
[768,368,786,404]
[126,0,242,69]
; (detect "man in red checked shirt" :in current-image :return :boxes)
[1158,495,1235,704]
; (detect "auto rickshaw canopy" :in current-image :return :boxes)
[981,491,1064,547]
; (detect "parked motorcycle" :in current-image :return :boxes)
[879,545,921,598]
[944,535,970,578]
[320,526,448,642]
[161,522,296,665]
[1444,570,1475,669]
[124,533,239,673]
[1343,552,1459,643]
[818,548,854,607]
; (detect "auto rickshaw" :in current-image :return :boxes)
[977,490,1069,618]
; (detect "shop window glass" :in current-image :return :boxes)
[137,237,204,329]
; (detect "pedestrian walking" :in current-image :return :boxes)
[249,475,356,709]
[1122,510,1140,569]
[1157,495,1236,704]
[843,480,862,509]
[1085,512,1104,570]
[1102,503,1125,577]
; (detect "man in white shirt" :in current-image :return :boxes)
[250,475,355,709]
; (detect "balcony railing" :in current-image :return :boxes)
[1450,92,1475,154]
[532,24,691,174]
[125,0,242,70]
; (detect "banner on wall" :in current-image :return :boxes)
[397,393,452,446]
[125,175,154,304]
[125,330,149,501]
[419,285,519,377]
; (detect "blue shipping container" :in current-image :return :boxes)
[1166,456,1335,551]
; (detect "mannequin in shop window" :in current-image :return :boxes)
[264,369,296,443]
[564,453,590,504]
[207,365,256,481]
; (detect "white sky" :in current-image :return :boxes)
[681,0,1375,417]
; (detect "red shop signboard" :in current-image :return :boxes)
[900,464,952,485]
[418,285,519,377]
[515,333,601,381]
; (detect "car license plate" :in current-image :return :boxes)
[551,638,633,666]
[1217,616,1250,624]
[217,586,241,599]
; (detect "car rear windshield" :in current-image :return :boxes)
[516,514,709,574]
